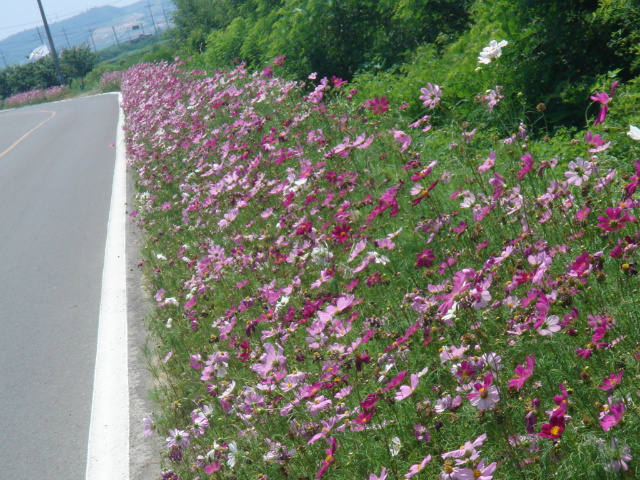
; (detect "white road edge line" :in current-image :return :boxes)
[85,92,130,480]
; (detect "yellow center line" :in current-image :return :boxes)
[0,110,57,158]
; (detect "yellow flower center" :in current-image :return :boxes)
[551,426,561,436]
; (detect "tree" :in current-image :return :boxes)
[60,44,98,89]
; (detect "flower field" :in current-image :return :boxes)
[2,85,69,109]
[121,55,640,480]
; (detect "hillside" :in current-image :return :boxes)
[0,0,174,67]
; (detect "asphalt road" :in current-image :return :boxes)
[0,95,160,479]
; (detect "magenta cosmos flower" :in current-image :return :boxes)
[365,95,390,114]
[600,402,625,431]
[597,207,635,232]
[416,248,435,268]
[315,436,337,478]
[539,413,565,439]
[508,354,535,390]
[599,370,623,391]
[590,82,617,125]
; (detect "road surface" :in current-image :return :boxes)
[0,94,160,479]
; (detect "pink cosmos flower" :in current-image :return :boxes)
[435,394,462,413]
[308,419,336,445]
[405,455,432,478]
[166,428,190,448]
[600,402,625,431]
[467,373,499,410]
[508,354,535,390]
[391,129,412,152]
[585,132,611,153]
[395,373,419,401]
[575,206,590,221]
[603,438,632,472]
[381,370,408,392]
[516,153,534,180]
[368,467,387,480]
[552,384,569,417]
[420,83,442,108]
[564,157,595,186]
[599,370,623,391]
[442,433,487,461]
[250,342,286,377]
[456,459,497,480]
[478,151,496,173]
[480,87,503,112]
[413,424,431,442]
[590,82,617,125]
[142,415,156,436]
[204,461,221,474]
[536,315,561,336]
[440,344,469,363]
[315,436,337,478]
[331,76,347,88]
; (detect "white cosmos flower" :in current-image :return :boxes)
[388,437,401,457]
[227,441,238,468]
[478,40,508,64]
[628,125,640,141]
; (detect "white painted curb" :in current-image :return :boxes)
[85,92,130,480]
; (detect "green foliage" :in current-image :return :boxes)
[60,44,98,89]
[170,0,245,53]
[177,0,640,132]
[98,34,161,63]
[592,0,640,76]
[0,58,57,97]
[199,0,473,80]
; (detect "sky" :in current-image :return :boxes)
[0,0,140,41]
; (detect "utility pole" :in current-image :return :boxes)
[147,2,159,36]
[36,27,44,43]
[0,50,8,68]
[62,27,70,48]
[36,0,64,85]
[88,28,97,52]
[162,7,170,28]
[112,26,120,46]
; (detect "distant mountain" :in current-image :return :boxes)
[0,0,175,68]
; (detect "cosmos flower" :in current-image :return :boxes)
[478,40,508,64]
[420,83,442,108]
[628,125,640,140]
